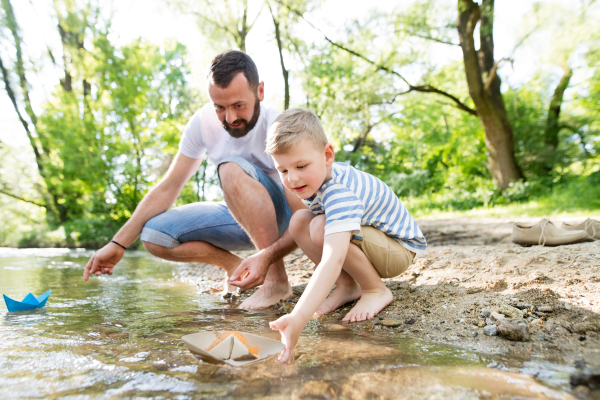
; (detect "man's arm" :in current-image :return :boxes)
[83,152,203,280]
[229,186,307,289]
[269,231,351,363]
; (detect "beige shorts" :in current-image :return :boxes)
[350,226,415,278]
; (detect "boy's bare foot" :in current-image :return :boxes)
[342,287,393,322]
[239,280,293,309]
[315,282,361,316]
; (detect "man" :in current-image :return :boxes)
[82,50,305,309]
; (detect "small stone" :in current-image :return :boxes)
[497,318,531,341]
[472,331,478,338]
[499,304,524,319]
[405,318,416,325]
[459,318,465,323]
[381,319,402,327]
[483,325,497,336]
[530,318,544,328]
[565,304,572,310]
[537,305,554,313]
[442,305,448,309]
[573,323,599,334]
[490,311,505,322]
[511,298,519,302]
[478,321,486,328]
[486,318,493,326]
[480,309,491,318]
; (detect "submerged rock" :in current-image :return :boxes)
[497,318,531,341]
[570,368,600,390]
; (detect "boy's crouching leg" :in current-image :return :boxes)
[289,210,323,264]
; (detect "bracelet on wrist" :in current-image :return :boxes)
[110,240,127,250]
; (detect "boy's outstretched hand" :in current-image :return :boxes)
[269,314,304,364]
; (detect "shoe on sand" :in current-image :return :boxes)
[561,218,600,240]
[512,219,588,246]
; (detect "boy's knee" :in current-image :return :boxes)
[309,215,326,246]
[289,210,314,240]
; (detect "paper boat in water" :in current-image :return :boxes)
[182,331,284,367]
[3,289,51,312]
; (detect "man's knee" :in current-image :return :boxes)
[218,162,246,186]
[289,209,314,240]
[142,241,171,259]
[309,215,326,246]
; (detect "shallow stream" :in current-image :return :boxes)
[0,248,578,399]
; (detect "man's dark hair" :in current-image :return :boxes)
[207,50,259,91]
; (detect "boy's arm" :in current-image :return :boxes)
[269,230,352,363]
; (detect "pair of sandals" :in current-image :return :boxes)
[512,218,599,246]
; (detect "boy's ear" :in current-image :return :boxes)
[324,144,335,167]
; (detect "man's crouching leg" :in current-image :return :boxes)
[142,240,244,293]
[218,161,292,308]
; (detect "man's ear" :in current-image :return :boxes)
[257,81,265,101]
[324,143,335,167]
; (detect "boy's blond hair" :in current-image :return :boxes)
[266,108,329,155]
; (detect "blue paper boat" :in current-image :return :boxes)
[3,289,51,312]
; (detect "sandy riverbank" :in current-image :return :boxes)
[175,217,600,377]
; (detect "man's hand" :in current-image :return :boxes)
[229,251,270,290]
[269,313,303,364]
[83,243,125,281]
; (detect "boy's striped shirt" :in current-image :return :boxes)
[302,162,427,254]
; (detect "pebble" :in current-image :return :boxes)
[472,331,478,338]
[530,318,544,328]
[499,304,524,319]
[490,311,505,322]
[480,309,491,318]
[381,319,403,327]
[497,318,531,341]
[537,305,554,313]
[483,325,498,336]
[565,304,572,310]
[486,318,493,326]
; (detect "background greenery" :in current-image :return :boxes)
[0,0,599,248]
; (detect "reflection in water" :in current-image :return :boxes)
[0,249,576,399]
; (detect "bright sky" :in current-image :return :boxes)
[0,0,577,149]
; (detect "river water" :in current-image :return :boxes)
[0,248,577,399]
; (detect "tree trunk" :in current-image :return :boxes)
[267,1,290,110]
[545,64,572,149]
[457,0,523,189]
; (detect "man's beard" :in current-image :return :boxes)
[222,97,261,138]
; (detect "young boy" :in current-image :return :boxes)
[266,108,427,363]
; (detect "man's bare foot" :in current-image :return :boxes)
[239,280,293,309]
[342,287,393,322]
[315,282,361,316]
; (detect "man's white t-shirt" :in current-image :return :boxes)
[179,102,281,185]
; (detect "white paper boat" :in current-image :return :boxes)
[182,331,285,367]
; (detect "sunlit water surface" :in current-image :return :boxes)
[0,248,577,399]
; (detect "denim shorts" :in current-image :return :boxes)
[140,157,291,251]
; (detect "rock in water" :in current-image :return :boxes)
[499,304,524,319]
[497,318,531,341]
[381,319,402,327]
[483,325,498,336]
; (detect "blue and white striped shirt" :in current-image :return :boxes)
[302,163,427,254]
